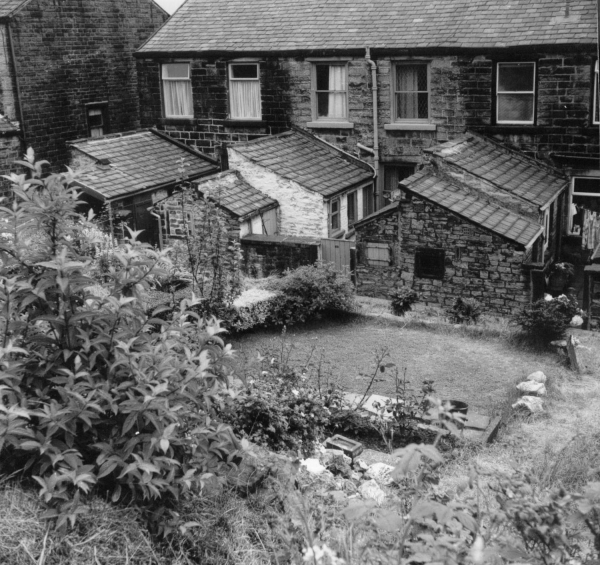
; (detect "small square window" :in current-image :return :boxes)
[229,63,261,120]
[162,63,193,118]
[394,63,429,121]
[496,62,536,124]
[313,63,348,121]
[415,248,445,279]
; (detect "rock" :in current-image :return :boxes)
[322,449,352,466]
[350,471,362,482]
[365,462,395,486]
[516,380,547,396]
[550,340,567,349]
[301,458,326,475]
[355,459,369,472]
[512,395,544,414]
[324,453,353,479]
[526,371,547,384]
[358,479,386,506]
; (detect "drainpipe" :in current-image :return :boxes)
[6,21,26,147]
[365,47,380,208]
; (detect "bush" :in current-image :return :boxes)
[0,151,239,534]
[264,263,355,326]
[221,356,338,455]
[389,287,419,316]
[512,294,582,343]
[446,297,483,325]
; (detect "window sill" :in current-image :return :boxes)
[224,119,266,127]
[159,117,195,126]
[384,123,436,131]
[307,121,354,129]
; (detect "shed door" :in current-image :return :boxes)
[133,195,158,246]
[321,238,352,276]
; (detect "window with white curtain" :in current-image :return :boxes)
[228,63,262,120]
[313,63,348,120]
[496,62,536,124]
[162,63,193,118]
[394,63,429,121]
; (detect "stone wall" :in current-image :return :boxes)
[0,130,22,196]
[355,199,535,315]
[3,0,168,169]
[137,51,599,167]
[228,148,328,238]
[241,235,319,278]
[354,206,401,297]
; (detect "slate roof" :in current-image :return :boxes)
[0,0,29,19]
[137,0,597,54]
[401,169,543,247]
[193,170,277,219]
[354,201,400,229]
[426,132,567,208]
[70,130,218,201]
[230,130,373,198]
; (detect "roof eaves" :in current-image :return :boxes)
[354,201,400,229]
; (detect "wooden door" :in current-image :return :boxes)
[321,238,352,275]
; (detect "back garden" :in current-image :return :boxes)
[0,155,599,565]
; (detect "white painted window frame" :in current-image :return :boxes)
[161,62,193,119]
[392,61,431,123]
[228,62,262,120]
[496,61,536,125]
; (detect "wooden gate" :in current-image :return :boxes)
[321,238,353,275]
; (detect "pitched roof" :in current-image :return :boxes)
[354,201,400,229]
[193,170,277,218]
[137,0,597,55]
[425,132,567,208]
[401,169,543,247]
[0,0,29,19]
[230,130,373,198]
[70,130,218,201]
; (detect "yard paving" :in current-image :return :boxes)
[232,308,565,413]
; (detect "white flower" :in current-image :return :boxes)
[291,389,299,396]
[544,293,553,301]
[570,315,584,327]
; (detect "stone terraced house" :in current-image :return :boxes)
[0,0,169,189]
[134,0,600,310]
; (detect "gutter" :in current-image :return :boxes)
[365,47,380,206]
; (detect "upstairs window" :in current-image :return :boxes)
[313,63,348,121]
[496,62,536,124]
[593,60,599,125]
[394,63,429,121]
[87,103,108,138]
[229,63,261,120]
[162,63,193,118]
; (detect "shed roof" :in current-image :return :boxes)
[137,0,597,55]
[230,130,373,198]
[69,130,218,201]
[401,169,543,247]
[426,132,567,208]
[193,170,277,219]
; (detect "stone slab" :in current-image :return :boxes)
[465,413,491,431]
[567,335,581,373]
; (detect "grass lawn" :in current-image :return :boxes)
[231,313,565,413]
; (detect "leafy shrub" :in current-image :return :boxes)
[0,151,239,533]
[389,287,419,316]
[512,294,582,343]
[446,296,483,325]
[264,263,356,326]
[221,356,336,455]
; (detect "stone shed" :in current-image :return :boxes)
[354,133,569,316]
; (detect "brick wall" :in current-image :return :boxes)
[228,148,328,238]
[355,199,534,315]
[4,0,167,169]
[138,50,598,168]
[0,131,22,196]
[241,236,319,278]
